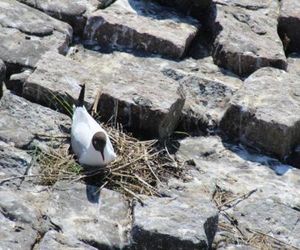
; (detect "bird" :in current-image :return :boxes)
[71,84,117,167]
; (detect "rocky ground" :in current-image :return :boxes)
[0,0,300,249]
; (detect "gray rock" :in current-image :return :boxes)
[278,0,300,53]
[0,91,70,149]
[68,47,185,139]
[132,196,219,249]
[6,69,32,95]
[0,59,5,83]
[209,0,286,76]
[0,211,38,250]
[83,0,199,59]
[220,67,300,159]
[0,141,32,187]
[39,230,98,250]
[43,182,131,249]
[160,57,242,134]
[0,0,72,75]
[17,0,99,35]
[287,53,300,75]
[175,136,300,248]
[23,51,101,112]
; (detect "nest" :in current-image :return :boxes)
[34,122,183,198]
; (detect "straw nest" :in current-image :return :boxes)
[34,121,183,198]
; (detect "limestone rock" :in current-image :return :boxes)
[175,136,300,248]
[0,91,70,149]
[23,51,102,112]
[68,47,185,139]
[132,195,218,249]
[220,67,300,159]
[43,183,131,249]
[278,0,300,53]
[39,231,98,250]
[0,0,72,75]
[209,0,286,76]
[83,0,199,59]
[17,0,99,35]
[287,53,300,75]
[0,141,32,187]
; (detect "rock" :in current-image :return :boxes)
[175,136,300,248]
[278,0,300,53]
[287,53,300,75]
[0,212,38,250]
[68,47,185,139]
[83,0,200,59]
[0,91,70,149]
[154,0,212,19]
[161,57,242,134]
[209,0,286,76]
[39,231,98,250]
[98,0,115,8]
[23,51,101,112]
[132,195,219,249]
[17,0,99,35]
[43,182,131,249]
[6,69,33,95]
[0,141,32,187]
[0,0,72,75]
[0,59,5,82]
[220,67,300,159]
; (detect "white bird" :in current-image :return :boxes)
[71,84,117,166]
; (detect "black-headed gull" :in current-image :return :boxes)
[71,84,116,166]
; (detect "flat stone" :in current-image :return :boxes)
[132,195,219,250]
[278,0,300,53]
[0,141,32,187]
[288,53,300,75]
[23,51,102,112]
[175,136,300,248]
[209,0,286,76]
[39,231,98,250]
[0,212,37,250]
[83,0,199,59]
[68,47,185,138]
[17,0,99,35]
[220,67,300,159]
[0,0,72,75]
[0,91,70,149]
[43,182,131,249]
[160,56,242,134]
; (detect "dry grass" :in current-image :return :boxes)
[33,123,183,198]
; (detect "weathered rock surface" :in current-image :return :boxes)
[160,56,242,134]
[175,136,300,248]
[0,59,5,82]
[288,53,300,75]
[44,182,131,249]
[23,51,102,112]
[83,0,199,59]
[17,0,99,35]
[0,91,70,149]
[39,230,98,250]
[0,0,72,75]
[132,195,218,249]
[220,67,300,159]
[278,0,300,53]
[209,0,286,76]
[0,141,32,187]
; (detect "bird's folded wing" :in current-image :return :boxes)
[71,121,92,156]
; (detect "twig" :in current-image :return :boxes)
[218,189,257,210]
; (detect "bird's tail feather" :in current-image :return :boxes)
[77,83,85,107]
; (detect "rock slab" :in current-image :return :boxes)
[220,67,300,159]
[84,0,199,58]
[132,196,218,249]
[210,0,286,76]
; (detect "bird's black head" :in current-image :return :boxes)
[92,132,107,161]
